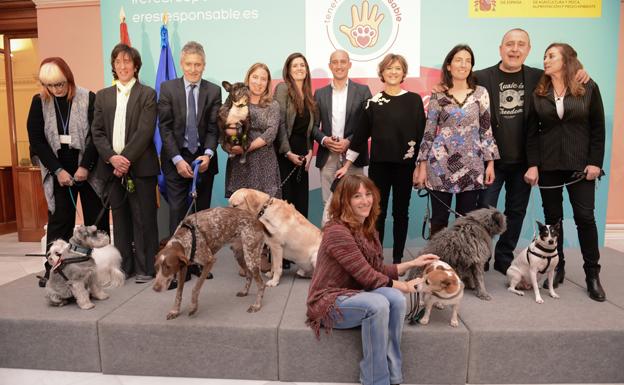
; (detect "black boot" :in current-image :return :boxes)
[585,270,606,302]
[544,261,565,289]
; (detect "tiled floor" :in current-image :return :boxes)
[1,231,622,385]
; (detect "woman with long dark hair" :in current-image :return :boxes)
[524,43,606,301]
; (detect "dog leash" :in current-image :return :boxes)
[415,187,464,241]
[279,157,306,189]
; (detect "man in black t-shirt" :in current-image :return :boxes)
[474,28,542,275]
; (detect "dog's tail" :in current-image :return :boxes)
[97,266,125,288]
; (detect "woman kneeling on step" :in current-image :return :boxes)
[306,174,438,385]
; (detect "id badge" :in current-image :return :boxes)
[60,135,71,144]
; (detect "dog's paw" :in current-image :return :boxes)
[93,292,109,301]
[476,292,492,301]
[450,319,459,327]
[236,291,248,297]
[419,317,430,325]
[247,304,261,313]
[188,305,198,317]
[78,302,95,310]
[166,310,180,320]
[434,302,445,310]
[550,292,560,299]
[296,269,308,278]
[265,271,274,278]
[535,297,544,304]
[265,278,280,287]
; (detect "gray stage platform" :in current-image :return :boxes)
[1,247,623,384]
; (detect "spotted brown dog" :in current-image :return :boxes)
[153,207,266,319]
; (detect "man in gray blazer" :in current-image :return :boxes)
[158,41,221,235]
[313,50,372,203]
[92,44,159,283]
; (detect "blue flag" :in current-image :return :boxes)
[154,24,177,202]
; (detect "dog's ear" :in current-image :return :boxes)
[553,220,562,233]
[222,81,232,92]
[492,210,506,231]
[536,220,545,230]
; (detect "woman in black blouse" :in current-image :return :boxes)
[274,53,317,218]
[27,57,109,287]
[524,43,606,301]
[337,53,426,263]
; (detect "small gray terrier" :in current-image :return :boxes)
[409,208,506,300]
[46,225,114,309]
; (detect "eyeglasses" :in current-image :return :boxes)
[45,82,66,90]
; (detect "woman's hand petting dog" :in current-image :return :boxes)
[392,277,423,294]
[396,253,439,276]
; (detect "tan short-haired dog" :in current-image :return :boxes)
[153,207,266,319]
[417,261,465,327]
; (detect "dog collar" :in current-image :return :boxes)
[68,242,92,257]
[257,197,274,219]
[532,241,558,254]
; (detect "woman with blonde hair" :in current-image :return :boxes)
[27,57,109,287]
[307,174,438,385]
[225,62,281,198]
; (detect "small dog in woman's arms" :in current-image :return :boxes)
[507,221,561,303]
[410,208,506,300]
[45,225,124,309]
[416,260,464,327]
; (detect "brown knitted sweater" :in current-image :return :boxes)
[306,221,399,337]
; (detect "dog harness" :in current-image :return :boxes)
[526,242,558,274]
[52,242,93,281]
[180,222,197,264]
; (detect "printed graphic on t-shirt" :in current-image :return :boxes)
[499,81,524,120]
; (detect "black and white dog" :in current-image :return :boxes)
[506,221,561,303]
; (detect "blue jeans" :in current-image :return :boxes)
[478,163,531,272]
[332,287,407,385]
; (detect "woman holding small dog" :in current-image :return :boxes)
[307,174,438,385]
[225,63,281,199]
[274,53,318,218]
[524,43,606,302]
[415,44,500,236]
[27,57,110,288]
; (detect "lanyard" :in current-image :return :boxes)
[54,97,72,135]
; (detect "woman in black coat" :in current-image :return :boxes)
[524,43,606,302]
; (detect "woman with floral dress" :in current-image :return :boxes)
[415,44,500,236]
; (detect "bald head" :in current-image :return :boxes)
[329,50,352,83]
[499,28,531,73]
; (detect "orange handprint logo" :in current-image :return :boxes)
[339,0,385,49]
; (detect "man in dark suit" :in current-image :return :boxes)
[92,44,159,283]
[313,50,372,204]
[158,41,221,234]
[158,41,221,285]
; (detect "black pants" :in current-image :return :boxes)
[368,162,414,263]
[430,190,480,226]
[278,157,309,217]
[109,175,158,277]
[164,148,215,235]
[44,179,110,276]
[539,170,600,273]
[478,163,531,271]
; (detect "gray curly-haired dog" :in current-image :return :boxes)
[46,225,117,309]
[408,208,506,300]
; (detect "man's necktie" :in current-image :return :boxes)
[187,84,198,154]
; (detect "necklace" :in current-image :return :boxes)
[553,86,566,101]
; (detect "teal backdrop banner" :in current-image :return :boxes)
[100,0,619,249]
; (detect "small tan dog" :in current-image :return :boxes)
[153,207,266,319]
[417,261,465,327]
[228,188,320,287]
